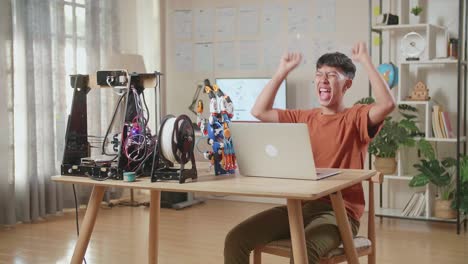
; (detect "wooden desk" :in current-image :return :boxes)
[52,168,376,264]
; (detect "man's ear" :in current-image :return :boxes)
[343,79,353,93]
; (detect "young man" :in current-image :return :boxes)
[224,42,395,264]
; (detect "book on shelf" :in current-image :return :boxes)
[441,111,454,138]
[412,193,426,217]
[432,105,442,138]
[401,192,426,217]
[432,105,453,138]
[438,110,447,138]
[402,193,419,216]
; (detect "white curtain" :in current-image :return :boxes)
[0,0,122,226]
[0,0,15,226]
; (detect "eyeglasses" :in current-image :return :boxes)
[315,71,346,81]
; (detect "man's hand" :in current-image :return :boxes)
[351,42,371,64]
[277,52,302,76]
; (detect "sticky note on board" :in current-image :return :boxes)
[373,7,381,16]
[373,36,381,46]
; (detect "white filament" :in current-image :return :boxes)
[161,117,177,163]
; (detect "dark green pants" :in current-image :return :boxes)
[224,200,360,264]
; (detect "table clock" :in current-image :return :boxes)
[401,31,426,61]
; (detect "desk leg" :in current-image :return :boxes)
[286,199,307,264]
[330,191,359,264]
[71,185,106,264]
[148,190,161,264]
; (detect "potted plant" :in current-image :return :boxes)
[410,5,423,24]
[409,139,459,218]
[356,97,423,174]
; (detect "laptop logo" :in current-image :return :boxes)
[265,144,278,157]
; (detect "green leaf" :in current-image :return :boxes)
[401,113,418,120]
[354,97,375,105]
[398,104,418,112]
[399,119,420,133]
[413,159,451,187]
[411,6,423,16]
[451,187,468,213]
[417,139,435,160]
[409,173,430,187]
[460,155,468,184]
[400,137,416,147]
[442,157,457,168]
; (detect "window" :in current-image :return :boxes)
[64,0,87,75]
[61,0,87,113]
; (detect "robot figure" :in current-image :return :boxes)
[220,95,234,123]
[222,127,236,170]
[197,79,236,175]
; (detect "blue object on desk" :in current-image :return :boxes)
[123,172,136,182]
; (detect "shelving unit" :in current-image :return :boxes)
[369,0,467,234]
[377,208,461,223]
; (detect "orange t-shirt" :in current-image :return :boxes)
[277,104,380,221]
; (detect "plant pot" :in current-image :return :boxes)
[374,157,397,175]
[409,14,421,24]
[434,199,457,219]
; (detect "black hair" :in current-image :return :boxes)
[316,52,356,79]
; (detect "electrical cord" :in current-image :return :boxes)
[106,76,126,96]
[72,184,88,264]
[141,90,150,129]
[102,92,126,157]
[132,145,156,174]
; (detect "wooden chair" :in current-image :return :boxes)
[252,173,383,264]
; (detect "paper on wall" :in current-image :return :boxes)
[287,0,311,36]
[175,41,193,72]
[215,41,236,71]
[313,0,336,33]
[262,2,282,38]
[195,8,214,41]
[263,38,284,71]
[239,41,259,71]
[216,7,236,41]
[238,6,259,37]
[173,10,192,40]
[195,42,214,72]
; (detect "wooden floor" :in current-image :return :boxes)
[0,199,467,264]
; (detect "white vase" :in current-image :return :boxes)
[409,14,421,24]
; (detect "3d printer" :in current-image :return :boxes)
[61,70,161,180]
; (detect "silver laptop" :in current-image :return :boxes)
[230,122,340,180]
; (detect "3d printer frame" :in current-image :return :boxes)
[61,71,161,180]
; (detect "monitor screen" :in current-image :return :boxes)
[215,78,287,121]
